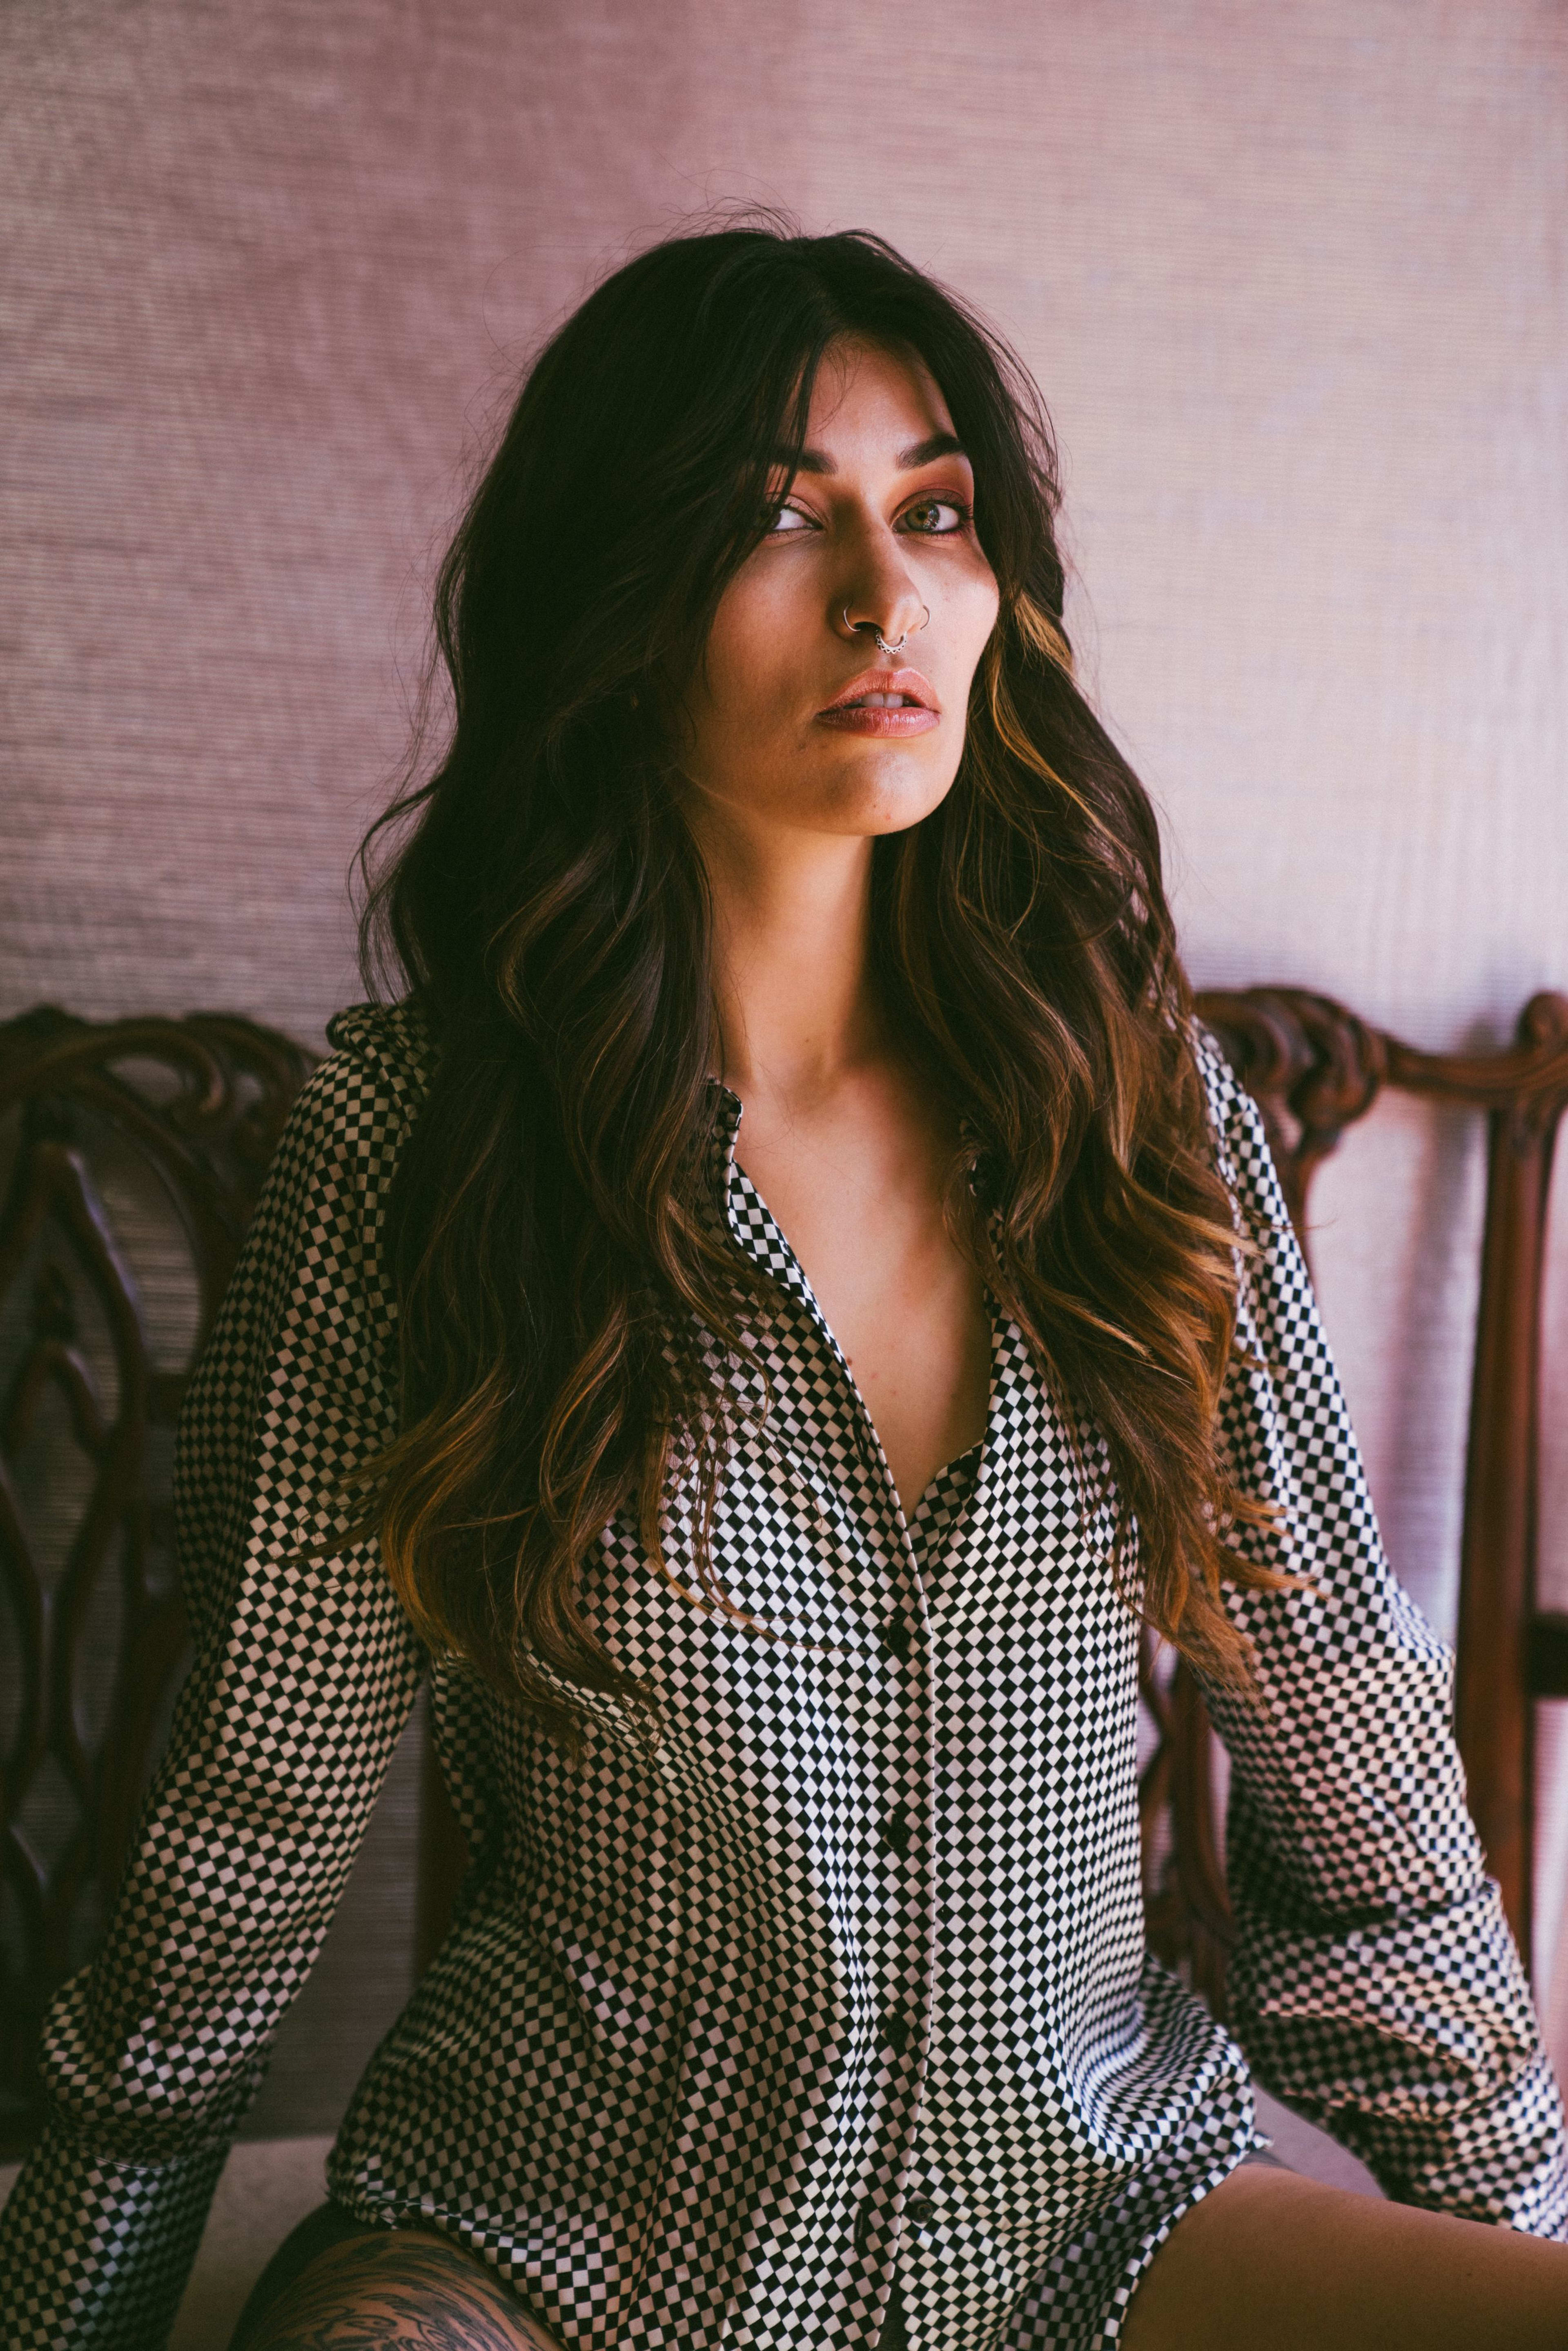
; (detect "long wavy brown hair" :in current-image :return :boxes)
[357,220,1276,1738]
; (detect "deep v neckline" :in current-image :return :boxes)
[710,1081,995,1536]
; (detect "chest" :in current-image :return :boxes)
[730,1091,992,1522]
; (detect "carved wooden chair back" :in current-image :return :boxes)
[0,1007,313,2155]
[1143,987,1568,2015]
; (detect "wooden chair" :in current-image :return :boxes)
[2,987,1565,2159]
[0,1007,313,2156]
[1142,986,1568,2013]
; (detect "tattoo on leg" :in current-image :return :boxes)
[241,2229,564,2351]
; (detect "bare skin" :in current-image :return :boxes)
[247,339,1568,2340]
[1120,2161,1568,2347]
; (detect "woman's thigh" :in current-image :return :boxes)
[232,2215,562,2351]
[1121,2162,1568,2350]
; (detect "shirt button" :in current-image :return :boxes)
[904,2194,935,2227]
[879,1807,911,1857]
[879,1610,912,1662]
[882,2008,912,2056]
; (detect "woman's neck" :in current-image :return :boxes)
[698,816,889,1112]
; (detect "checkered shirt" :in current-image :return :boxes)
[2,1001,1563,2351]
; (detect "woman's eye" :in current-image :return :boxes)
[766,503,815,535]
[901,497,969,535]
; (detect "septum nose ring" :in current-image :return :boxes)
[844,604,931,657]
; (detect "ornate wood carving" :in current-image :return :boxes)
[1444,994,1568,1963]
[1139,987,1568,2008]
[1195,987,1388,1246]
[0,1007,313,2156]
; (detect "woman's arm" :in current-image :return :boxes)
[0,1027,429,2348]
[1191,1027,1568,2230]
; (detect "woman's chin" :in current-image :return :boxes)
[804,750,960,836]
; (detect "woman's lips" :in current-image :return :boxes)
[816,703,940,735]
[815,665,940,737]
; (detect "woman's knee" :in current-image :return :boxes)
[236,2225,561,2350]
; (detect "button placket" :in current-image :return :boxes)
[858,1557,939,2332]
[713,1099,944,2333]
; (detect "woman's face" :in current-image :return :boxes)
[678,337,1001,849]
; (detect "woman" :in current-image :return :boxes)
[1,223,1564,2351]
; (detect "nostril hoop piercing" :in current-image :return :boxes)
[843,604,930,657]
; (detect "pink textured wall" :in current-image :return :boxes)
[4,0,1567,2068]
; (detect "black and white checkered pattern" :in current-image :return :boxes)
[2,1005,1562,2349]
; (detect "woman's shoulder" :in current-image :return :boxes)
[1184,1012,1292,1235]
[1186,1014,1243,1116]
[323,994,441,1108]
[1185,1013,1263,1149]
[245,997,439,1233]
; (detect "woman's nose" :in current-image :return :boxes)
[835,532,929,651]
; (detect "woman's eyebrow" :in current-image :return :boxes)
[766,430,970,479]
[897,431,968,469]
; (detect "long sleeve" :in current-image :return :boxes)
[0,1030,428,2349]
[1192,1026,1568,2231]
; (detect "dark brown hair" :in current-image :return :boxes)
[357,218,1274,1737]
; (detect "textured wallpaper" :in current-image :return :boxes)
[3,0,1566,2103]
